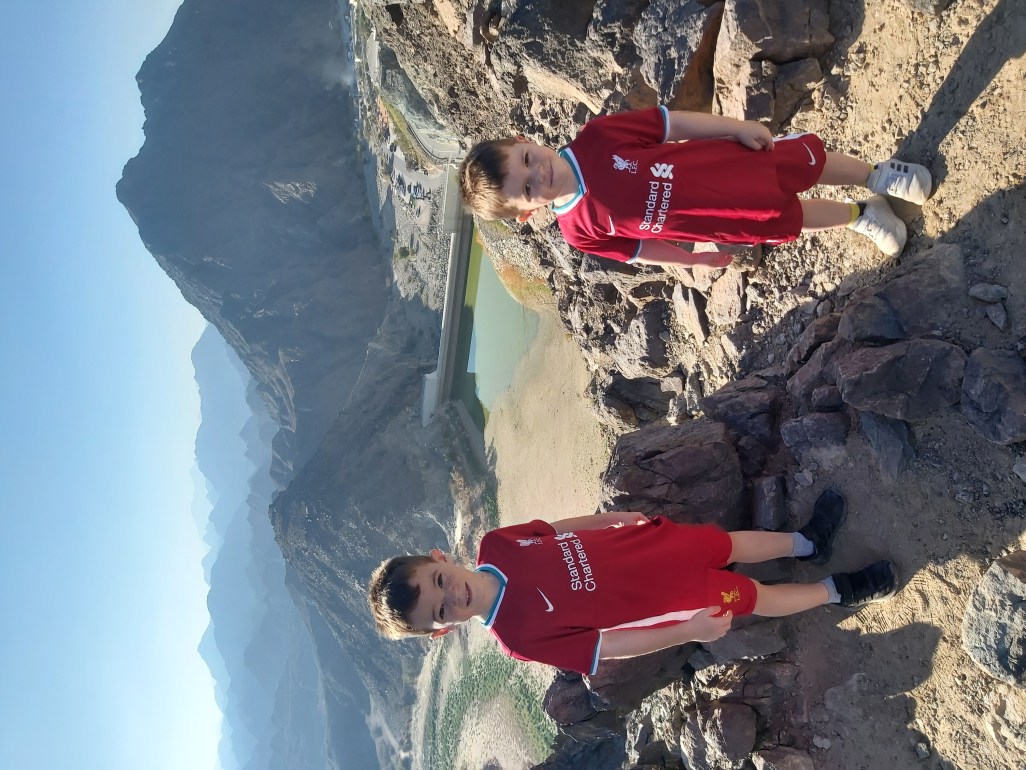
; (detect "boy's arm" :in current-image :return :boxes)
[664,110,773,151]
[599,607,733,659]
[634,239,733,268]
[549,511,649,534]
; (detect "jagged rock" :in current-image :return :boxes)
[489,1,636,116]
[811,385,843,411]
[752,747,817,769]
[837,244,967,344]
[672,283,709,343]
[836,339,968,421]
[962,551,1026,687]
[703,622,786,663]
[771,58,823,128]
[717,58,775,124]
[589,646,694,714]
[859,412,915,480]
[787,338,853,410]
[591,373,673,430]
[986,302,1008,330]
[611,301,671,379]
[680,710,712,769]
[529,730,627,770]
[707,269,746,326]
[784,313,840,375]
[701,375,785,446]
[713,0,833,118]
[780,412,851,467]
[600,420,745,529]
[961,348,1026,444]
[969,283,1009,303]
[900,0,956,15]
[705,703,758,763]
[634,0,723,108]
[752,476,786,530]
[543,671,604,726]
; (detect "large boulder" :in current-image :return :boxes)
[960,348,1026,444]
[787,337,853,411]
[634,0,724,108]
[784,313,841,375]
[838,244,967,344]
[780,411,851,467]
[835,339,968,421]
[713,0,833,121]
[701,375,785,447]
[600,419,745,529]
[610,301,672,380]
[859,412,915,480]
[962,551,1026,687]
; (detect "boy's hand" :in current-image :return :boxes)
[686,607,733,642]
[734,121,773,151]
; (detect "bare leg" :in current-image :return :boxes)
[819,152,872,186]
[801,199,855,231]
[752,580,830,616]
[728,531,794,564]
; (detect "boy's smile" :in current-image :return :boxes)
[406,550,500,635]
[500,140,578,213]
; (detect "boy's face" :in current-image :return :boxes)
[405,550,482,636]
[499,140,573,213]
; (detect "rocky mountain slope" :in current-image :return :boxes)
[119,0,1026,768]
[362,1,1026,769]
[118,0,462,763]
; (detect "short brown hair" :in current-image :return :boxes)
[368,554,435,639]
[459,138,522,220]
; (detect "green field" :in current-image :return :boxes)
[418,644,555,770]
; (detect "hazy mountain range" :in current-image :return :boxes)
[118,0,460,766]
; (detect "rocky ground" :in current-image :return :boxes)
[364,1,1026,768]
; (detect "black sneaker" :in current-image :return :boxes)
[832,561,898,609]
[797,488,847,565]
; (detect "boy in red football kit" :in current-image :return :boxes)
[458,107,932,265]
[368,490,898,675]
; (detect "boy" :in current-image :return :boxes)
[368,490,898,675]
[458,107,932,266]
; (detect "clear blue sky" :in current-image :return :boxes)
[0,2,222,769]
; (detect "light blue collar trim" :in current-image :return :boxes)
[550,148,586,215]
[658,105,671,143]
[475,564,508,629]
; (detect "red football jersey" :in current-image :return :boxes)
[475,517,748,674]
[553,106,824,262]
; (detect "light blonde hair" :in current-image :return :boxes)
[458,138,523,220]
[367,554,435,639]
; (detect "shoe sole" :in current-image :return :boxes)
[841,562,900,612]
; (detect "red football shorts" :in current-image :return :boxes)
[676,523,759,617]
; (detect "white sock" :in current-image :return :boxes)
[791,532,815,558]
[821,576,841,604]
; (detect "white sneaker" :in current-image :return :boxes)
[849,196,907,257]
[867,159,933,205]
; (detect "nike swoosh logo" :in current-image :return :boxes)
[606,215,616,236]
[803,144,816,165]
[537,588,554,613]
